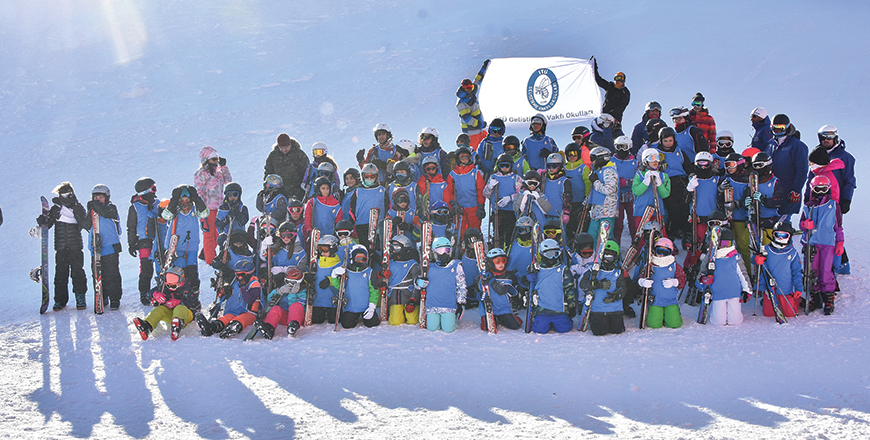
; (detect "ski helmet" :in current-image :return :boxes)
[421,155,439,175]
[343,167,361,185]
[645,101,662,113]
[771,114,791,138]
[595,113,615,129]
[278,221,298,241]
[311,142,328,158]
[724,153,745,173]
[811,175,831,195]
[390,234,413,259]
[431,200,450,222]
[590,146,613,165]
[573,232,595,256]
[456,133,471,148]
[455,145,473,164]
[523,170,541,188]
[641,149,661,168]
[564,142,582,160]
[489,118,506,135]
[751,152,773,175]
[818,124,838,144]
[264,174,283,190]
[771,221,794,248]
[707,211,727,228]
[361,163,380,188]
[669,106,690,120]
[529,113,547,134]
[313,176,332,195]
[615,136,632,152]
[287,197,304,214]
[223,182,242,198]
[391,188,410,208]
[92,184,110,200]
[395,138,417,155]
[653,237,674,256]
[317,235,339,257]
[373,123,393,142]
[602,240,620,267]
[317,161,335,178]
[350,244,369,266]
[539,239,562,267]
[750,107,768,119]
[486,247,508,272]
[546,152,564,169]
[571,126,591,141]
[163,266,186,290]
[335,219,355,236]
[503,135,520,150]
[464,228,483,246]
[515,218,534,240]
[496,153,514,171]
[420,126,439,139]
[393,161,412,184]
[643,220,663,235]
[432,237,452,253]
[543,217,562,240]
[646,118,667,142]
[229,229,250,248]
[233,257,255,275]
[135,177,156,195]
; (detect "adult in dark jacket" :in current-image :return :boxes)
[264,133,310,201]
[592,57,630,132]
[750,107,773,152]
[631,101,661,154]
[36,182,89,310]
[768,114,809,217]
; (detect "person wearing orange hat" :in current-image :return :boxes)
[592,57,630,136]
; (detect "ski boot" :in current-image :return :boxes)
[53,303,65,312]
[75,293,87,311]
[623,305,636,318]
[110,299,120,311]
[219,320,243,339]
[257,321,275,340]
[808,292,823,313]
[288,321,300,338]
[140,292,150,306]
[171,317,183,340]
[823,292,835,316]
[195,313,216,337]
[133,317,152,340]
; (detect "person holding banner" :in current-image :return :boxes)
[456,60,490,149]
[593,57,630,136]
[522,114,558,171]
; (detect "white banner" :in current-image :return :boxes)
[478,57,601,128]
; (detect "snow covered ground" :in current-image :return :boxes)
[1,1,869,438]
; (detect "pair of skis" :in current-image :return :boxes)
[472,238,496,334]
[696,226,721,324]
[30,197,51,314]
[417,222,433,329]
[578,221,612,332]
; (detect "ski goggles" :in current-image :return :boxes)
[695,160,712,169]
[614,75,626,82]
[423,165,438,174]
[491,256,507,266]
[752,159,772,169]
[524,180,540,188]
[164,282,181,290]
[773,230,791,241]
[719,239,734,247]
[421,134,436,142]
[819,131,837,140]
[692,100,703,108]
[317,171,332,179]
[579,249,594,258]
[565,150,580,157]
[724,160,743,170]
[707,219,725,228]
[394,171,410,181]
[60,191,74,198]
[335,229,352,238]
[489,126,504,135]
[317,244,334,254]
[669,108,688,118]
[531,117,545,125]
[353,254,368,264]
[812,184,830,194]
[771,124,788,136]
[717,139,733,149]
[541,248,562,260]
[543,229,561,238]
[225,191,239,198]
[165,273,182,289]
[516,226,532,236]
[312,148,326,157]
[572,133,591,142]
[288,207,303,215]
[546,163,561,169]
[503,145,518,153]
[434,246,452,255]
[138,185,157,196]
[433,208,449,217]
[614,143,630,151]
[654,245,673,257]
[280,231,297,240]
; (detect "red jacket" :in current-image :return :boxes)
[691,108,717,148]
[443,163,485,207]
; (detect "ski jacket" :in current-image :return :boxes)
[632,169,671,213]
[594,65,630,123]
[45,196,88,251]
[578,267,624,313]
[85,201,122,256]
[162,208,204,268]
[760,244,803,297]
[256,190,288,224]
[751,116,773,152]
[194,146,232,210]
[444,163,485,208]
[264,139,309,201]
[804,158,844,203]
[824,140,856,203]
[769,133,809,215]
[800,196,843,247]
[426,260,466,312]
[689,107,717,147]
[418,146,452,181]
[484,172,522,213]
[521,134,558,170]
[589,121,614,151]
[416,174,447,215]
[128,196,159,251]
[631,113,651,155]
[456,62,488,135]
[147,281,199,311]
[300,156,341,195]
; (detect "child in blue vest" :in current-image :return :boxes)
[215,182,249,248]
[311,235,342,324]
[799,175,844,315]
[256,174,288,224]
[387,188,419,245]
[128,177,160,306]
[383,235,422,325]
[632,149,671,234]
[521,114,558,171]
[418,237,467,332]
[612,136,638,243]
[86,184,123,310]
[326,245,381,329]
[695,228,751,326]
[507,216,536,305]
[483,153,522,249]
[719,153,752,274]
[683,152,720,276]
[477,247,522,332]
[637,238,686,329]
[444,146,485,238]
[563,142,588,241]
[197,232,258,337]
[753,222,802,318]
[527,239,577,334]
[208,258,263,338]
[303,176,342,239]
[349,163,387,250]
[257,266,307,339]
[656,127,691,242]
[578,240,627,335]
[541,153,573,226]
[341,168,360,221]
[162,184,210,302]
[477,118,506,178]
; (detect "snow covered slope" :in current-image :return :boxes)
[1,1,869,438]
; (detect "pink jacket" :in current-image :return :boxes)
[194,145,233,210]
[810,158,844,203]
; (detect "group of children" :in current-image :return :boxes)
[36,103,854,340]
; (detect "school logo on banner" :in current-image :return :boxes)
[527,68,559,111]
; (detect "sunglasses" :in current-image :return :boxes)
[717,139,733,148]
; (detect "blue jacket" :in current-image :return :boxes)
[821,140,856,203]
[760,244,803,297]
[769,134,809,215]
[751,116,773,152]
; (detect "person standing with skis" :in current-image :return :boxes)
[128,178,161,305]
[84,184,123,310]
[36,182,89,310]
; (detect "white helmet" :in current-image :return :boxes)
[420,127,439,138]
[395,138,417,153]
[694,151,714,164]
[716,130,734,140]
[311,142,328,156]
[641,148,661,166]
[614,135,632,151]
[596,113,615,128]
[373,123,392,141]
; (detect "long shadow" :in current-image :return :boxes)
[140,333,296,440]
[94,311,154,438]
[26,312,103,438]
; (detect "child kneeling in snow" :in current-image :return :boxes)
[578,240,627,335]
[695,228,751,326]
[637,238,686,329]
[419,237,466,333]
[133,267,197,340]
[754,221,803,318]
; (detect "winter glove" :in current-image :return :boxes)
[331,266,346,278]
[530,290,539,307]
[841,198,851,214]
[603,290,621,304]
[791,291,802,299]
[271,265,288,275]
[171,185,184,201]
[641,171,653,186]
[449,200,461,216]
[482,59,490,69]
[686,175,699,192]
[588,172,599,184]
[835,242,845,256]
[405,298,417,313]
[723,201,738,210]
[268,290,282,304]
[590,278,612,290]
[363,302,377,320]
[129,245,138,258]
[476,204,486,220]
[566,301,577,318]
[455,302,465,319]
[525,272,538,284]
[662,278,679,289]
[318,277,332,290]
[752,191,762,201]
[700,275,714,285]
[165,298,181,309]
[538,148,550,158]
[36,214,49,226]
[356,149,366,164]
[29,267,41,283]
[740,291,751,303]
[754,255,766,266]
[638,278,653,289]
[302,272,315,285]
[415,277,429,289]
[800,219,814,230]
[744,197,753,209]
[561,210,571,226]
[569,263,583,276]
[491,280,510,296]
[190,189,206,212]
[151,291,166,305]
[497,195,512,208]
[789,191,801,203]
